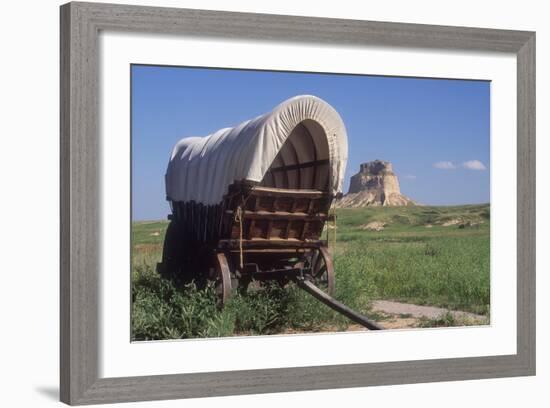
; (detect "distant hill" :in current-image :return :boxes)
[335,203,490,231]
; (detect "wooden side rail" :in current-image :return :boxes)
[218,238,327,250]
[249,186,330,199]
[225,209,328,221]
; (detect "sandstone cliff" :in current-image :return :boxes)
[336,160,415,208]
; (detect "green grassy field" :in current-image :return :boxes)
[131,204,490,340]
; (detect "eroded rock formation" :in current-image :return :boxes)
[336,160,415,207]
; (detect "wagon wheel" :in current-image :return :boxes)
[212,252,234,306]
[309,246,335,296]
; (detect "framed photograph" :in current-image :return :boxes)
[60,2,535,405]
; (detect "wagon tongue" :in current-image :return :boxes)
[295,277,384,331]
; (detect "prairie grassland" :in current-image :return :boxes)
[131,204,490,340]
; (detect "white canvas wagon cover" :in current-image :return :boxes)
[165,95,348,205]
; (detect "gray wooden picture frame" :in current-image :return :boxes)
[60,1,536,405]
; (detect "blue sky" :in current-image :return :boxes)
[132,65,490,221]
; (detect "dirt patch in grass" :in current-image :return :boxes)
[361,221,386,231]
[371,300,488,329]
[442,218,462,227]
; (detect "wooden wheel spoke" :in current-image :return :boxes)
[315,265,327,276]
[307,247,335,296]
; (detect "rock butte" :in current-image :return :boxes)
[336,160,415,208]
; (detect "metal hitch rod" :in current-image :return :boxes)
[296,278,384,331]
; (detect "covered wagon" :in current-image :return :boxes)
[159,95,348,305]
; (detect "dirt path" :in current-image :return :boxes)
[372,300,485,320]
[370,300,488,330]
[283,300,489,334]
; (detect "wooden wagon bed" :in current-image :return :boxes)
[220,184,333,247]
[161,180,336,302]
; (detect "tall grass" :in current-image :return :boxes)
[336,235,489,314]
[131,252,376,340]
[131,204,490,339]
[334,204,490,315]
